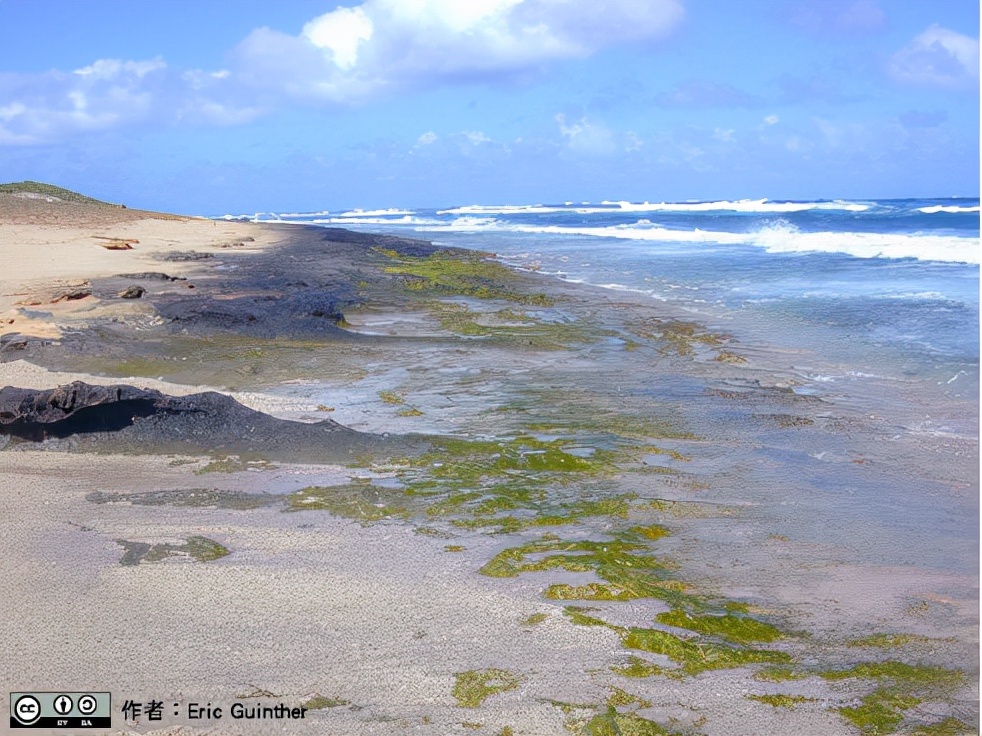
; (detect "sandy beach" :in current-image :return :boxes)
[1,194,977,736]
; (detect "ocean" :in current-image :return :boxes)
[225,197,980,420]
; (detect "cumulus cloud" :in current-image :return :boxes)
[890,24,979,88]
[2,0,685,145]
[0,57,262,146]
[235,0,684,101]
[556,114,617,156]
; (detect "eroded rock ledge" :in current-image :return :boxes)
[0,381,409,462]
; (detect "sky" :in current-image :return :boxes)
[0,0,978,214]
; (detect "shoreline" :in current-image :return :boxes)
[1,196,977,735]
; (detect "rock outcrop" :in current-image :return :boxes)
[0,381,408,462]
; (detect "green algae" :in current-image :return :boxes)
[628,318,725,357]
[87,488,278,510]
[912,718,973,735]
[452,669,522,708]
[522,612,549,626]
[285,484,409,521]
[612,656,668,679]
[116,535,229,565]
[846,633,935,648]
[444,545,466,552]
[194,456,277,474]
[820,661,965,735]
[839,688,922,735]
[745,694,816,709]
[607,687,651,709]
[379,249,553,305]
[819,661,963,690]
[379,390,405,405]
[619,626,792,675]
[186,535,231,562]
[563,606,791,676]
[397,406,424,417]
[583,706,681,736]
[302,695,350,710]
[655,610,784,645]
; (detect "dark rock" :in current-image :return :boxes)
[52,287,91,302]
[118,286,146,299]
[0,333,29,352]
[0,381,413,462]
[158,251,214,262]
[115,272,187,282]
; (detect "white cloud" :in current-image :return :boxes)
[712,127,735,142]
[462,130,492,145]
[0,59,258,146]
[417,131,438,145]
[763,115,779,125]
[556,113,616,155]
[236,0,684,102]
[303,6,374,70]
[1,0,684,145]
[890,24,979,88]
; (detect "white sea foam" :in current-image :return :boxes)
[916,205,980,214]
[422,218,979,264]
[336,208,416,217]
[276,210,333,218]
[309,215,443,226]
[438,199,871,215]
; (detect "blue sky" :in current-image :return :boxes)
[1,0,978,214]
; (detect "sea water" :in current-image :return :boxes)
[227,197,979,407]
[219,197,980,645]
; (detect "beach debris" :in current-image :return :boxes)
[50,285,92,302]
[93,236,138,250]
[118,285,146,299]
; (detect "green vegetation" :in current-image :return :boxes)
[607,687,651,709]
[820,661,965,735]
[611,656,667,679]
[397,406,424,417]
[582,706,680,736]
[186,535,231,562]
[619,626,792,676]
[378,248,553,305]
[285,483,408,521]
[655,610,784,645]
[562,605,791,677]
[0,180,118,205]
[839,689,922,735]
[429,301,593,349]
[116,536,229,565]
[521,612,549,626]
[194,455,277,474]
[745,694,815,709]
[912,718,972,735]
[846,633,933,648]
[452,669,521,707]
[379,390,405,405]
[302,695,350,710]
[629,317,725,357]
[819,661,963,689]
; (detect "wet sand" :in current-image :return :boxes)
[0,195,977,735]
